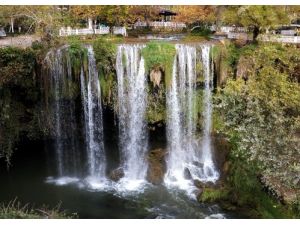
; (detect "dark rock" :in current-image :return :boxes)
[196,188,204,201]
[183,167,192,180]
[192,161,204,168]
[205,181,215,188]
[108,167,124,182]
[211,135,231,181]
[146,148,167,185]
[194,179,205,189]
[193,179,217,189]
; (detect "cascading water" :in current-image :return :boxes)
[165,44,219,191]
[80,46,106,179]
[200,45,219,181]
[116,44,148,187]
[44,46,80,178]
[44,45,106,184]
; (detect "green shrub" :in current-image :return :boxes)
[92,37,117,103]
[142,41,176,88]
[198,188,229,203]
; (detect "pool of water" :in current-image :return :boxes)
[0,139,246,219]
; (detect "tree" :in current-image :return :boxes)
[216,43,300,189]
[222,6,289,41]
[0,6,63,35]
[172,6,216,26]
[128,6,160,26]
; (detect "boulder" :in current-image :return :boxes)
[194,179,206,189]
[146,148,167,185]
[192,161,204,168]
[193,179,216,189]
[183,167,192,180]
[195,188,204,201]
[109,167,124,182]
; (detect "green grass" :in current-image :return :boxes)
[198,188,230,203]
[0,199,76,219]
[141,41,176,88]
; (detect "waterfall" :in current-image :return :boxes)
[116,44,148,182]
[80,46,106,179]
[45,46,80,177]
[44,45,106,181]
[165,44,219,190]
[200,45,219,181]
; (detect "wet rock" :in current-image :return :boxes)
[211,135,231,181]
[109,167,124,182]
[196,188,204,201]
[146,148,167,185]
[192,161,204,168]
[193,179,216,189]
[194,179,205,189]
[205,181,215,188]
[183,167,192,180]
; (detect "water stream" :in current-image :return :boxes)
[165,44,219,193]
[116,44,148,189]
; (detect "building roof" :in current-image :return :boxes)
[159,9,177,16]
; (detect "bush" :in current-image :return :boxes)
[92,37,117,104]
[141,41,176,88]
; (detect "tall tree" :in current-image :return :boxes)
[172,6,216,26]
[222,6,289,41]
[0,6,63,35]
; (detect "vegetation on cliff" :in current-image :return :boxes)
[213,42,300,217]
[0,47,41,164]
[142,41,176,88]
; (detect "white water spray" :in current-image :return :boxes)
[165,44,219,192]
[80,46,106,179]
[116,44,148,186]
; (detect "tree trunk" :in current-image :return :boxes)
[10,17,14,33]
[253,26,260,42]
[88,18,93,29]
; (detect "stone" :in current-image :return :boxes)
[194,179,205,189]
[108,167,124,182]
[146,148,167,185]
[183,167,192,180]
[196,188,204,201]
[150,69,162,87]
[205,181,215,188]
[192,161,204,168]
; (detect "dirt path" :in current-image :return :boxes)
[0,35,41,48]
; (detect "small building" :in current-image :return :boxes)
[134,9,186,30]
[159,9,177,22]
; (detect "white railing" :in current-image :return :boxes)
[259,35,300,43]
[59,27,110,36]
[113,26,127,36]
[280,30,296,36]
[134,21,147,28]
[209,25,248,33]
[134,21,186,29]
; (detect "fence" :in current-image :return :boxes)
[134,21,186,29]
[209,26,248,33]
[259,35,300,43]
[113,26,127,36]
[59,26,127,36]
